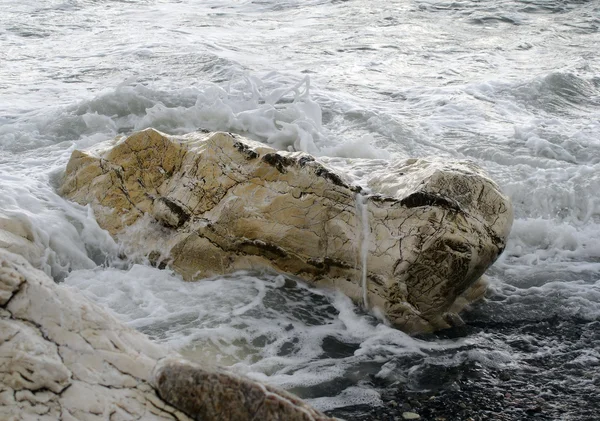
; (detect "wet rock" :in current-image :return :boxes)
[153,358,336,421]
[60,128,513,333]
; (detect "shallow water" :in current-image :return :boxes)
[1,0,599,419]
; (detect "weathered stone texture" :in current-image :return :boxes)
[153,358,335,421]
[0,249,187,420]
[60,129,513,333]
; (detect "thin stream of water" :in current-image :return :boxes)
[355,192,371,309]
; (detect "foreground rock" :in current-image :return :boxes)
[0,249,336,420]
[154,358,337,421]
[60,129,512,333]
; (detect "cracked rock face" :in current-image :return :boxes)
[0,250,336,421]
[0,249,186,421]
[60,128,513,333]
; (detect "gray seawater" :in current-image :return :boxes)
[1,0,599,419]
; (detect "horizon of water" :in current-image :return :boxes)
[1,0,599,419]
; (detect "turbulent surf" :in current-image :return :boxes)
[1,0,599,419]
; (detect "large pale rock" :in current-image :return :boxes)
[60,128,513,333]
[0,249,336,420]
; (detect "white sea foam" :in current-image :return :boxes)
[65,266,427,404]
[0,153,119,278]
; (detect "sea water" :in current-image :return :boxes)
[1,0,599,419]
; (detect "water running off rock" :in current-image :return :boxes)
[355,192,370,309]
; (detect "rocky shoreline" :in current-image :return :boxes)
[1,129,515,420]
[0,249,338,420]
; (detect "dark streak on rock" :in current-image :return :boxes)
[307,257,353,270]
[443,239,471,254]
[297,155,315,167]
[400,191,461,211]
[314,166,348,188]
[238,239,288,259]
[262,153,294,173]
[370,194,399,204]
[157,197,190,228]
[233,142,259,160]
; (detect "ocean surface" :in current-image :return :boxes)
[1,0,599,419]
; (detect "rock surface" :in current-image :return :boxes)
[60,128,513,333]
[0,249,336,421]
[154,358,336,421]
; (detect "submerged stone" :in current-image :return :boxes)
[60,128,513,333]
